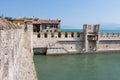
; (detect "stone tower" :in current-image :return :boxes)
[83,24,100,52]
[94,24,100,51]
[83,24,88,52]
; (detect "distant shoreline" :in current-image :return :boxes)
[61,29,120,32]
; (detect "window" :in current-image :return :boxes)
[37,34,40,38]
[71,32,74,37]
[44,33,47,38]
[77,32,80,37]
[90,46,91,48]
[51,33,54,37]
[58,32,61,38]
[65,32,68,38]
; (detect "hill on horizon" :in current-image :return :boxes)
[62,23,120,30]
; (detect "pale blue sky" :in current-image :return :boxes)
[0,0,120,28]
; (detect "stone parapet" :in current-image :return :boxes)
[0,28,37,80]
[100,32,120,40]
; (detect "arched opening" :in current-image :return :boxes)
[33,48,47,55]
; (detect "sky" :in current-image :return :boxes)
[0,0,120,29]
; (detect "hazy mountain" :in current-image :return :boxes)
[62,23,120,30]
[100,23,120,30]
[61,26,79,29]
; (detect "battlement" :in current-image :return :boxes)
[100,32,120,41]
[83,24,100,34]
[33,32,84,39]
[101,32,120,37]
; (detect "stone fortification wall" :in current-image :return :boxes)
[33,32,86,54]
[99,32,120,51]
[33,31,120,54]
[33,32,84,48]
[98,40,120,51]
[0,28,37,80]
[100,32,120,40]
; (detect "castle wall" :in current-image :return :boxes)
[98,40,120,51]
[0,28,37,80]
[100,32,120,40]
[98,32,120,51]
[33,32,84,48]
[33,32,97,54]
[33,32,85,54]
[33,31,120,54]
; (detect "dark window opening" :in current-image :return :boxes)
[44,33,47,38]
[33,24,40,32]
[71,32,74,37]
[37,34,40,38]
[51,33,54,37]
[65,32,68,38]
[90,46,91,48]
[77,32,80,37]
[58,32,61,38]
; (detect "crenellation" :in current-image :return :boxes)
[47,32,51,38]
[94,24,100,33]
[61,32,65,38]
[83,24,87,33]
[54,32,58,38]
[101,32,106,38]
[87,25,93,32]
[40,32,44,38]
[107,32,112,38]
[33,23,120,54]
[118,33,120,37]
[36,32,84,39]
[113,33,117,37]
[73,32,77,38]
[68,32,71,38]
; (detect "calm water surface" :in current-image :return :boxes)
[34,53,120,80]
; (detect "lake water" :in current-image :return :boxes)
[61,29,120,33]
[34,53,120,80]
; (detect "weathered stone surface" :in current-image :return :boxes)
[0,17,20,30]
[0,26,37,80]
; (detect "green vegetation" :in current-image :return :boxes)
[77,32,80,37]
[65,32,68,37]
[44,33,47,38]
[4,17,14,22]
[37,34,40,38]
[71,32,74,37]
[58,32,61,38]
[51,33,54,37]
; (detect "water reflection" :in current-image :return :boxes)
[34,53,120,80]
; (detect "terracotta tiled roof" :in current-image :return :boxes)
[13,18,33,21]
[33,20,61,24]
